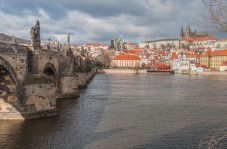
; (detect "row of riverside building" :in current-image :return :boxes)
[111,48,227,74]
[110,24,227,74]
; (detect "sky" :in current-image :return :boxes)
[0,0,214,44]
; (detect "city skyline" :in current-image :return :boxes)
[0,0,218,44]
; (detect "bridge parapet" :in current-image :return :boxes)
[0,42,29,53]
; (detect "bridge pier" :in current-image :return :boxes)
[86,68,97,83]
[77,68,97,89]
[22,83,58,119]
[57,76,80,99]
[77,73,87,89]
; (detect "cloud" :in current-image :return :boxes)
[0,0,207,44]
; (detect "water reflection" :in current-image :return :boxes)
[0,120,24,148]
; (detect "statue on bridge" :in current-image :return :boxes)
[30,20,41,47]
[66,33,73,56]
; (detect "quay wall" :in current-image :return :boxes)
[97,69,146,74]
[198,71,227,75]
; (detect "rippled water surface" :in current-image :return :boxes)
[1,74,227,149]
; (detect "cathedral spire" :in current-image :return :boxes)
[180,26,184,40]
[180,26,184,35]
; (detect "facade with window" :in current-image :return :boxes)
[111,54,142,68]
[200,50,227,70]
[185,36,217,49]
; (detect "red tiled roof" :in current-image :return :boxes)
[153,55,161,60]
[186,53,199,58]
[201,50,227,57]
[185,36,217,41]
[112,54,141,60]
[145,53,151,59]
[124,49,144,54]
[170,52,177,60]
[161,52,168,56]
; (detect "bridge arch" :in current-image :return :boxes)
[0,56,24,118]
[42,62,58,84]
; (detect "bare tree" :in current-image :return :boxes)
[202,0,227,32]
[198,128,227,149]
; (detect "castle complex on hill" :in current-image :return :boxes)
[179,24,208,40]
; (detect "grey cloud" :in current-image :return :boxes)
[1,0,145,19]
[0,0,210,44]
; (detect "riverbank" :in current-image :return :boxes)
[98,69,227,75]
[198,71,227,75]
[97,69,146,74]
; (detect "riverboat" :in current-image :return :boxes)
[146,69,174,74]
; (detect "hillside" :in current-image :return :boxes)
[0,33,30,44]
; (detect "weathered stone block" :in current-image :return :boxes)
[58,76,79,98]
[24,83,57,112]
[7,95,18,104]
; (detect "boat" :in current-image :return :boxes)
[146,69,174,74]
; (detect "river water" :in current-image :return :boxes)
[1,74,227,149]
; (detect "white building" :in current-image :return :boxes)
[214,38,227,50]
[220,60,227,71]
[139,39,179,49]
[179,60,190,74]
[172,59,181,74]
[185,36,217,50]
[141,55,149,65]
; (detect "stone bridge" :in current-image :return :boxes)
[0,21,97,119]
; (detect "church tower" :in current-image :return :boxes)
[184,23,191,39]
[180,26,184,40]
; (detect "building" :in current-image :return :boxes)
[214,38,227,50]
[200,50,227,70]
[220,60,227,71]
[139,39,179,50]
[185,36,217,50]
[124,42,137,50]
[179,23,212,49]
[172,59,181,73]
[110,38,123,50]
[180,24,208,40]
[111,54,142,68]
[195,64,207,72]
[81,43,109,51]
[179,60,190,74]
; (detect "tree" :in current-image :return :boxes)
[166,43,172,51]
[202,0,227,32]
[160,44,166,51]
[153,43,157,49]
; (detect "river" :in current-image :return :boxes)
[0,74,227,149]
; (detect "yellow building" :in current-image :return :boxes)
[200,50,227,70]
